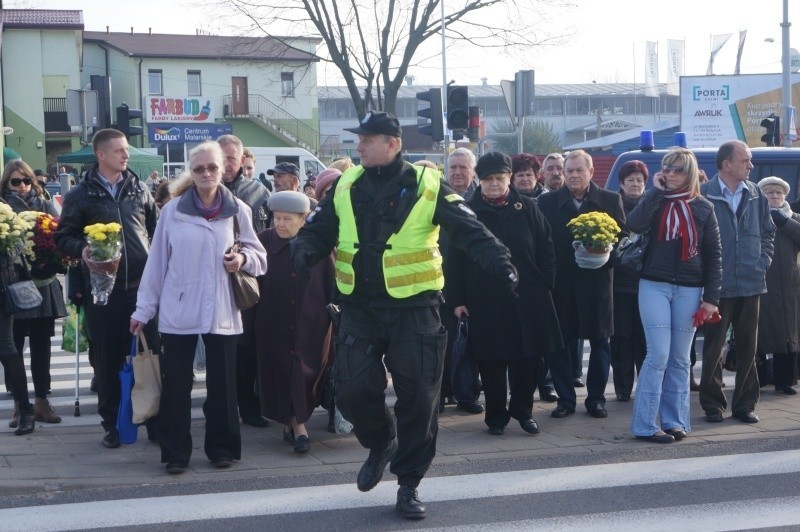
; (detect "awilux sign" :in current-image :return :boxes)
[149,96,214,122]
[680,74,800,147]
[148,123,233,144]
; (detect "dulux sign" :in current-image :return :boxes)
[149,123,233,143]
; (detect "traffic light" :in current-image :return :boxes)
[116,103,143,139]
[761,113,780,147]
[446,85,469,131]
[416,88,443,142]
[467,106,481,141]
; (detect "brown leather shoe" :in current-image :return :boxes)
[34,398,62,424]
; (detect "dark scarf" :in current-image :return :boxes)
[481,189,510,207]
[191,187,223,220]
[621,192,642,214]
[658,188,697,261]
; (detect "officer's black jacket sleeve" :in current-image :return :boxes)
[291,178,340,267]
[433,182,513,282]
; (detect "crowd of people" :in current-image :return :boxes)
[0,111,798,521]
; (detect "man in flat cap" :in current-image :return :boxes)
[268,162,302,193]
[291,111,517,520]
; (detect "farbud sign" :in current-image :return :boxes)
[149,96,214,122]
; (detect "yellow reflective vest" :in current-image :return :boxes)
[333,166,444,299]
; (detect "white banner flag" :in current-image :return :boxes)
[666,39,684,95]
[645,41,659,98]
[707,33,733,75]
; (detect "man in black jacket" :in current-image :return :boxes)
[55,128,159,448]
[217,134,271,428]
[537,150,626,420]
[291,112,517,520]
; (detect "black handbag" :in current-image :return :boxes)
[2,255,43,314]
[617,231,650,272]
[227,216,260,310]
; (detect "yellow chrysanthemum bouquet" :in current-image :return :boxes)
[83,222,123,305]
[566,212,621,269]
[0,202,32,256]
[19,211,76,280]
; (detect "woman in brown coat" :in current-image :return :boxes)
[255,191,335,453]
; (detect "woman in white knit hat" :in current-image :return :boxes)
[756,176,800,394]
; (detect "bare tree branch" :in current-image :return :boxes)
[210,0,576,118]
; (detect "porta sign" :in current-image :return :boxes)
[149,96,214,122]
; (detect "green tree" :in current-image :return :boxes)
[218,0,573,119]
[490,117,561,155]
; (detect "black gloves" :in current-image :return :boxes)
[504,264,520,298]
[292,248,312,279]
[771,209,790,227]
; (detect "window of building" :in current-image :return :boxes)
[281,72,294,97]
[148,69,163,95]
[187,70,201,96]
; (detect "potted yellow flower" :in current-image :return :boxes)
[566,212,621,269]
[83,222,123,305]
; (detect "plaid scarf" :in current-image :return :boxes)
[658,189,697,261]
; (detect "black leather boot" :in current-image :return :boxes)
[356,438,397,492]
[396,485,427,520]
[14,403,34,436]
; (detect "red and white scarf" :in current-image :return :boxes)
[658,189,697,261]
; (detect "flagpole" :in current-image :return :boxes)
[633,43,637,121]
[781,0,792,146]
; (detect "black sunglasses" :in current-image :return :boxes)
[9,178,32,186]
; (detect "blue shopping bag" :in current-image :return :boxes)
[116,336,138,444]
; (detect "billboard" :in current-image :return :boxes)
[148,123,232,144]
[680,74,800,147]
[148,96,215,122]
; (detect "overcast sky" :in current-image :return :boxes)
[23,0,800,86]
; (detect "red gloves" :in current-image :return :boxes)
[693,308,721,327]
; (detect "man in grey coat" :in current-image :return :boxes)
[700,140,775,424]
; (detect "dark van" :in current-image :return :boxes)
[605,147,800,202]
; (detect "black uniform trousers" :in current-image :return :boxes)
[477,357,538,429]
[700,295,761,416]
[84,287,160,431]
[159,333,240,465]
[334,303,446,489]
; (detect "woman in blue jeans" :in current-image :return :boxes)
[626,148,722,443]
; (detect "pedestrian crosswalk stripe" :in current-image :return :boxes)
[0,449,798,530]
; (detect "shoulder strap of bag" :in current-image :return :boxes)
[232,214,241,244]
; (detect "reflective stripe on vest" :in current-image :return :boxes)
[333,165,443,298]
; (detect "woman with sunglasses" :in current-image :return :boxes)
[626,148,722,443]
[0,159,66,426]
[130,141,267,474]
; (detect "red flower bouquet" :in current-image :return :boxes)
[21,212,76,280]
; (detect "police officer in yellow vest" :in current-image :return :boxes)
[292,112,518,520]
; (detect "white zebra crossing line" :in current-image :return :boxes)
[0,449,798,531]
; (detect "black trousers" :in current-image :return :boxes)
[477,357,538,429]
[84,287,160,431]
[700,295,761,416]
[14,318,55,399]
[0,308,30,406]
[334,303,445,489]
[235,308,261,421]
[160,333,240,464]
[610,292,647,397]
[773,352,799,388]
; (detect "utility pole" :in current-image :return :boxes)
[782,0,793,146]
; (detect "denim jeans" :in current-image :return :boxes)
[631,280,701,436]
